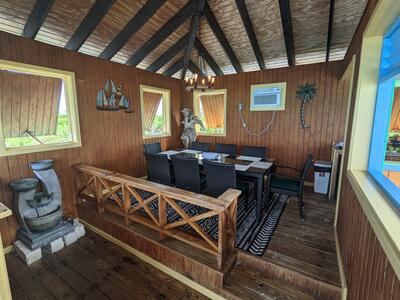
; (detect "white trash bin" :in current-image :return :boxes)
[314,161,332,194]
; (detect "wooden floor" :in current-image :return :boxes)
[6,230,207,300]
[263,188,340,287]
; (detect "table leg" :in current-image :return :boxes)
[256,175,264,221]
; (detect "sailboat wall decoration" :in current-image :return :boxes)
[96,79,132,113]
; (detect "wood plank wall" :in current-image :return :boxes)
[336,0,400,293]
[183,61,350,180]
[0,31,183,247]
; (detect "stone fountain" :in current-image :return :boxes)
[10,159,74,251]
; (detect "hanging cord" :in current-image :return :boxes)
[239,104,276,136]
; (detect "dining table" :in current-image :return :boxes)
[159,149,276,221]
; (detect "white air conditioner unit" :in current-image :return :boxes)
[250,82,287,111]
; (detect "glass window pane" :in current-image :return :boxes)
[142,91,164,136]
[383,170,400,188]
[198,93,225,135]
[385,86,400,162]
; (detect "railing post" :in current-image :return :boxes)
[122,184,131,227]
[158,194,167,240]
[94,176,104,213]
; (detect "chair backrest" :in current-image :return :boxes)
[241,145,267,158]
[300,154,314,181]
[144,153,173,186]
[171,155,201,193]
[190,142,211,152]
[143,142,162,154]
[215,143,237,157]
[202,160,236,197]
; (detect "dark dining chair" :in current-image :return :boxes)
[215,143,237,157]
[190,142,211,152]
[241,146,267,158]
[171,155,206,193]
[144,153,174,186]
[202,160,250,209]
[266,154,314,222]
[143,142,162,154]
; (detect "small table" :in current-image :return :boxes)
[160,150,275,221]
[0,202,12,300]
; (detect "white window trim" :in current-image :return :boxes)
[140,85,171,139]
[345,0,400,279]
[193,89,227,137]
[0,59,81,157]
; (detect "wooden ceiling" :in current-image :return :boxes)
[0,0,367,78]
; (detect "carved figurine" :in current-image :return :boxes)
[180,108,205,149]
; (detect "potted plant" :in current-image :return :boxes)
[296,83,318,129]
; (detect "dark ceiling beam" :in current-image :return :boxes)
[22,0,54,39]
[234,0,265,70]
[188,60,205,77]
[65,0,116,51]
[163,58,184,77]
[194,38,223,76]
[278,0,295,66]
[203,1,243,73]
[126,0,198,67]
[146,34,189,73]
[181,0,205,80]
[326,0,335,62]
[99,0,166,60]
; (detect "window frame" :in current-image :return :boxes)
[193,88,227,137]
[250,82,287,111]
[368,18,400,209]
[140,84,171,139]
[0,59,81,157]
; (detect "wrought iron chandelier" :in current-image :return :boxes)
[184,20,215,92]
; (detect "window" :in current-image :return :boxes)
[0,60,81,156]
[193,89,227,136]
[140,85,171,139]
[250,82,286,111]
[368,18,400,209]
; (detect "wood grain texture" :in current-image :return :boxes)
[0,31,183,247]
[183,61,350,181]
[0,70,62,137]
[6,230,207,300]
[337,43,400,298]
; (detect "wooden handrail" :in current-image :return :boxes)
[73,163,240,269]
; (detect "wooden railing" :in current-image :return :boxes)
[74,164,240,269]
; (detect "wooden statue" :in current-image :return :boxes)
[180,108,205,149]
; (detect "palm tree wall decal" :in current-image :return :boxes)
[296,83,318,129]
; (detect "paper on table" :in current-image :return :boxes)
[159,150,180,159]
[180,149,202,154]
[236,155,262,162]
[249,161,273,169]
[235,164,250,171]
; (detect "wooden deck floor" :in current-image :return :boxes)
[6,230,207,300]
[263,188,340,287]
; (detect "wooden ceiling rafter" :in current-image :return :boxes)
[126,0,198,67]
[278,0,295,66]
[203,1,243,73]
[234,0,266,70]
[146,33,189,73]
[163,57,184,76]
[188,60,205,77]
[181,0,206,80]
[22,0,54,39]
[65,0,116,51]
[326,0,335,62]
[99,0,166,60]
[194,37,223,76]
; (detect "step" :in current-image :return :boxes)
[221,264,319,300]
[235,251,342,300]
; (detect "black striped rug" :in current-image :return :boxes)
[111,191,287,256]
